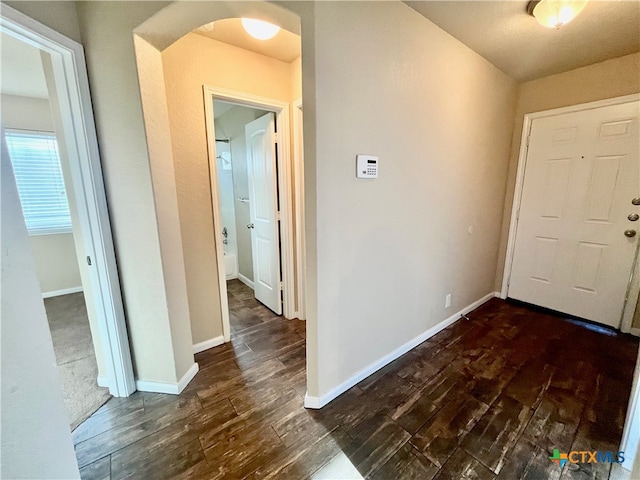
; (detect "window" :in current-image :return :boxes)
[4,130,72,235]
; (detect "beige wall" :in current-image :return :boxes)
[309,2,517,396]
[30,234,81,293]
[1,127,80,479]
[0,94,83,294]
[496,53,640,292]
[216,105,269,284]
[291,56,302,101]
[161,33,298,344]
[3,0,82,44]
[74,1,194,384]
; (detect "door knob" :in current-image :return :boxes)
[629,214,640,222]
[247,223,254,229]
[633,198,640,206]
[624,230,637,238]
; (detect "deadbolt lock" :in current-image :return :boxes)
[629,214,640,222]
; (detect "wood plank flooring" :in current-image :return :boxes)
[77,282,638,480]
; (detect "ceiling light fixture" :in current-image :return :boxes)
[241,18,280,40]
[527,0,588,29]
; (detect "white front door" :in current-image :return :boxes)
[509,100,639,328]
[245,112,282,315]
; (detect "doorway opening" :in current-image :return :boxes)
[204,87,304,348]
[1,4,135,413]
[213,100,287,335]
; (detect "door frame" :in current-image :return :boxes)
[1,5,136,396]
[500,93,640,334]
[203,85,299,341]
[292,99,306,320]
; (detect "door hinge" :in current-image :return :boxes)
[86,256,92,266]
[276,211,281,221]
[279,281,284,290]
[274,133,279,142]
[526,134,531,147]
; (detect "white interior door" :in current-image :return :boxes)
[509,100,639,328]
[245,112,282,315]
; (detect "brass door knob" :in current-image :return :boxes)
[624,230,637,238]
[629,214,640,222]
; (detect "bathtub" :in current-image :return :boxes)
[223,252,238,280]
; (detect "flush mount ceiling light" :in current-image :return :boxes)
[241,18,280,40]
[527,0,588,29]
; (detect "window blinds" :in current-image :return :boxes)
[4,130,72,235]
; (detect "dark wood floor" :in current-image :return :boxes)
[76,282,638,480]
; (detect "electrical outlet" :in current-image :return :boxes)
[445,293,452,308]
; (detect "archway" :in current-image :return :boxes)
[131,1,319,400]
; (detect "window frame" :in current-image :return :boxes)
[4,128,73,236]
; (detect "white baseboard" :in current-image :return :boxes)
[304,291,497,409]
[238,273,254,290]
[135,363,199,395]
[42,286,83,299]
[96,375,110,389]
[193,335,225,354]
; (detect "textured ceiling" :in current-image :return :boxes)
[406,0,640,81]
[193,18,300,64]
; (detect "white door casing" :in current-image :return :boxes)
[246,113,282,315]
[508,100,640,328]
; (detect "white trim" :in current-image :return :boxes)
[203,88,231,343]
[620,352,640,470]
[42,286,83,299]
[292,99,306,320]
[96,375,110,389]
[1,5,136,397]
[237,272,255,290]
[203,85,298,330]
[621,240,640,336]
[136,363,199,395]
[177,363,199,393]
[500,94,640,329]
[304,291,496,409]
[193,335,225,354]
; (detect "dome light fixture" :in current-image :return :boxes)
[241,18,280,40]
[527,0,588,29]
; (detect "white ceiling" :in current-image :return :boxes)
[0,33,48,99]
[406,1,640,82]
[193,18,301,63]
